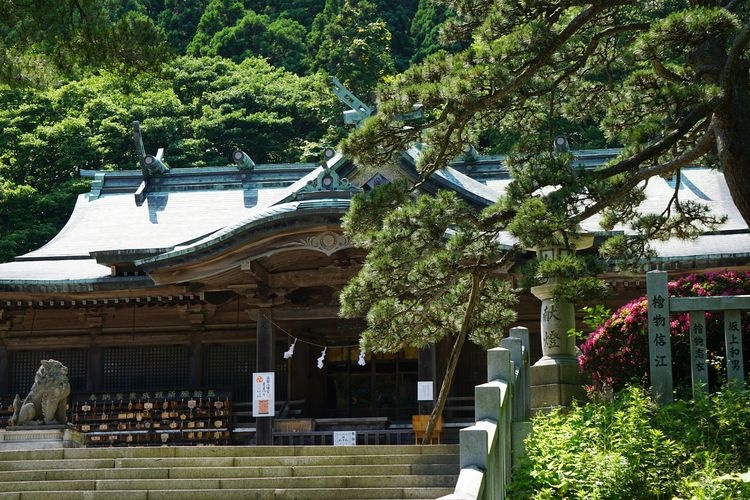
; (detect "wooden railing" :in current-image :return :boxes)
[647,270,748,404]
[439,327,532,500]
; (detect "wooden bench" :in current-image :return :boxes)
[411,414,443,444]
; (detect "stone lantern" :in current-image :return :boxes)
[529,230,594,410]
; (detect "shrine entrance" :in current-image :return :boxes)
[323,347,418,419]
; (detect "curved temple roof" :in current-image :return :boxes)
[0,149,748,292]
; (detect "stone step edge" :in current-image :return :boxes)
[0,474,459,488]
[0,467,459,483]
[0,487,457,500]
[0,454,458,468]
[0,444,458,459]
[0,463,458,477]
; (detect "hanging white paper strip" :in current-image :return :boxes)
[317,347,327,369]
[283,338,297,359]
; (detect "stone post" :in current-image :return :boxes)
[529,233,593,410]
[646,270,673,404]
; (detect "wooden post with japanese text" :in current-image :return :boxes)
[646,270,673,404]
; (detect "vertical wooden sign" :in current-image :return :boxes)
[689,310,708,397]
[724,310,745,387]
[647,271,673,404]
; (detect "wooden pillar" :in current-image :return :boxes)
[0,345,9,395]
[85,309,104,392]
[86,345,103,392]
[188,339,203,387]
[256,309,275,445]
[0,309,8,395]
[418,345,436,414]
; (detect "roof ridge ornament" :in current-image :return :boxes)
[132,121,169,205]
[133,121,169,179]
[329,76,423,127]
[232,150,255,170]
[299,149,358,195]
[329,76,374,127]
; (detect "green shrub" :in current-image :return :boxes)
[509,386,750,499]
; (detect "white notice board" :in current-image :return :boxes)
[333,431,356,446]
[252,372,275,417]
[417,381,434,401]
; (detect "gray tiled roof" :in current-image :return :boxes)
[18,187,287,260]
[0,259,111,281]
[429,157,750,262]
[1,148,748,288]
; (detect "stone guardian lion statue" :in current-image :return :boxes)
[9,359,71,426]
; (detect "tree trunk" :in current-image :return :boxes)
[715,67,750,229]
[422,273,485,444]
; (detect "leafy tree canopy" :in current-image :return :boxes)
[0,0,169,86]
[341,181,517,353]
[339,0,750,441]
[343,0,750,259]
[311,0,396,97]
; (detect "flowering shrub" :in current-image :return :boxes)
[580,270,750,393]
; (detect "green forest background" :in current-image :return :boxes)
[0,0,610,262]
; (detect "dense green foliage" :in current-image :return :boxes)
[0,0,454,262]
[510,386,750,499]
[344,0,750,264]
[341,181,518,352]
[340,180,518,441]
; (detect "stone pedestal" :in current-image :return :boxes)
[528,232,593,411]
[0,426,83,450]
[530,284,584,410]
[529,363,586,409]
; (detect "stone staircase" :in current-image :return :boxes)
[0,444,458,499]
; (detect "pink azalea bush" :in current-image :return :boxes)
[580,270,750,393]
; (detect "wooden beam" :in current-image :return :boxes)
[670,295,750,312]
[268,267,357,288]
[246,306,344,321]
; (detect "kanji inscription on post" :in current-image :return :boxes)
[646,271,673,404]
[724,310,745,387]
[689,310,708,394]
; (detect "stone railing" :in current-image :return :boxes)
[647,270,748,404]
[440,327,532,500]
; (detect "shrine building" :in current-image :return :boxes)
[1,132,749,442]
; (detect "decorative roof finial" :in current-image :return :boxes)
[233,150,255,170]
[132,121,169,179]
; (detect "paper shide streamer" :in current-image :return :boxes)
[272,320,365,369]
[317,347,327,369]
[283,338,297,359]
